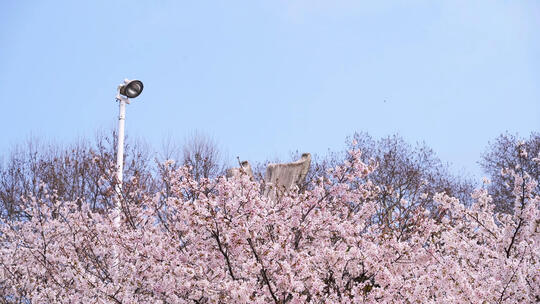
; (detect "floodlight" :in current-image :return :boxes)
[119,79,144,98]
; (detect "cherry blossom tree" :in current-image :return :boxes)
[480,131,540,214]
[1,147,538,303]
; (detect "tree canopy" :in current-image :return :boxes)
[1,137,538,303]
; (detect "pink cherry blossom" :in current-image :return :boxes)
[1,148,538,303]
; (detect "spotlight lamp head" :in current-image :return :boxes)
[118,79,144,98]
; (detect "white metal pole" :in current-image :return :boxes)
[115,96,127,223]
[113,95,128,276]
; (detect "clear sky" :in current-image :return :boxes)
[1,0,539,179]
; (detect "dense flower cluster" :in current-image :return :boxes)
[1,149,538,303]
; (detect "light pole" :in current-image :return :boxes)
[112,79,143,277]
[115,79,143,215]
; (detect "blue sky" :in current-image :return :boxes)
[1,0,539,178]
